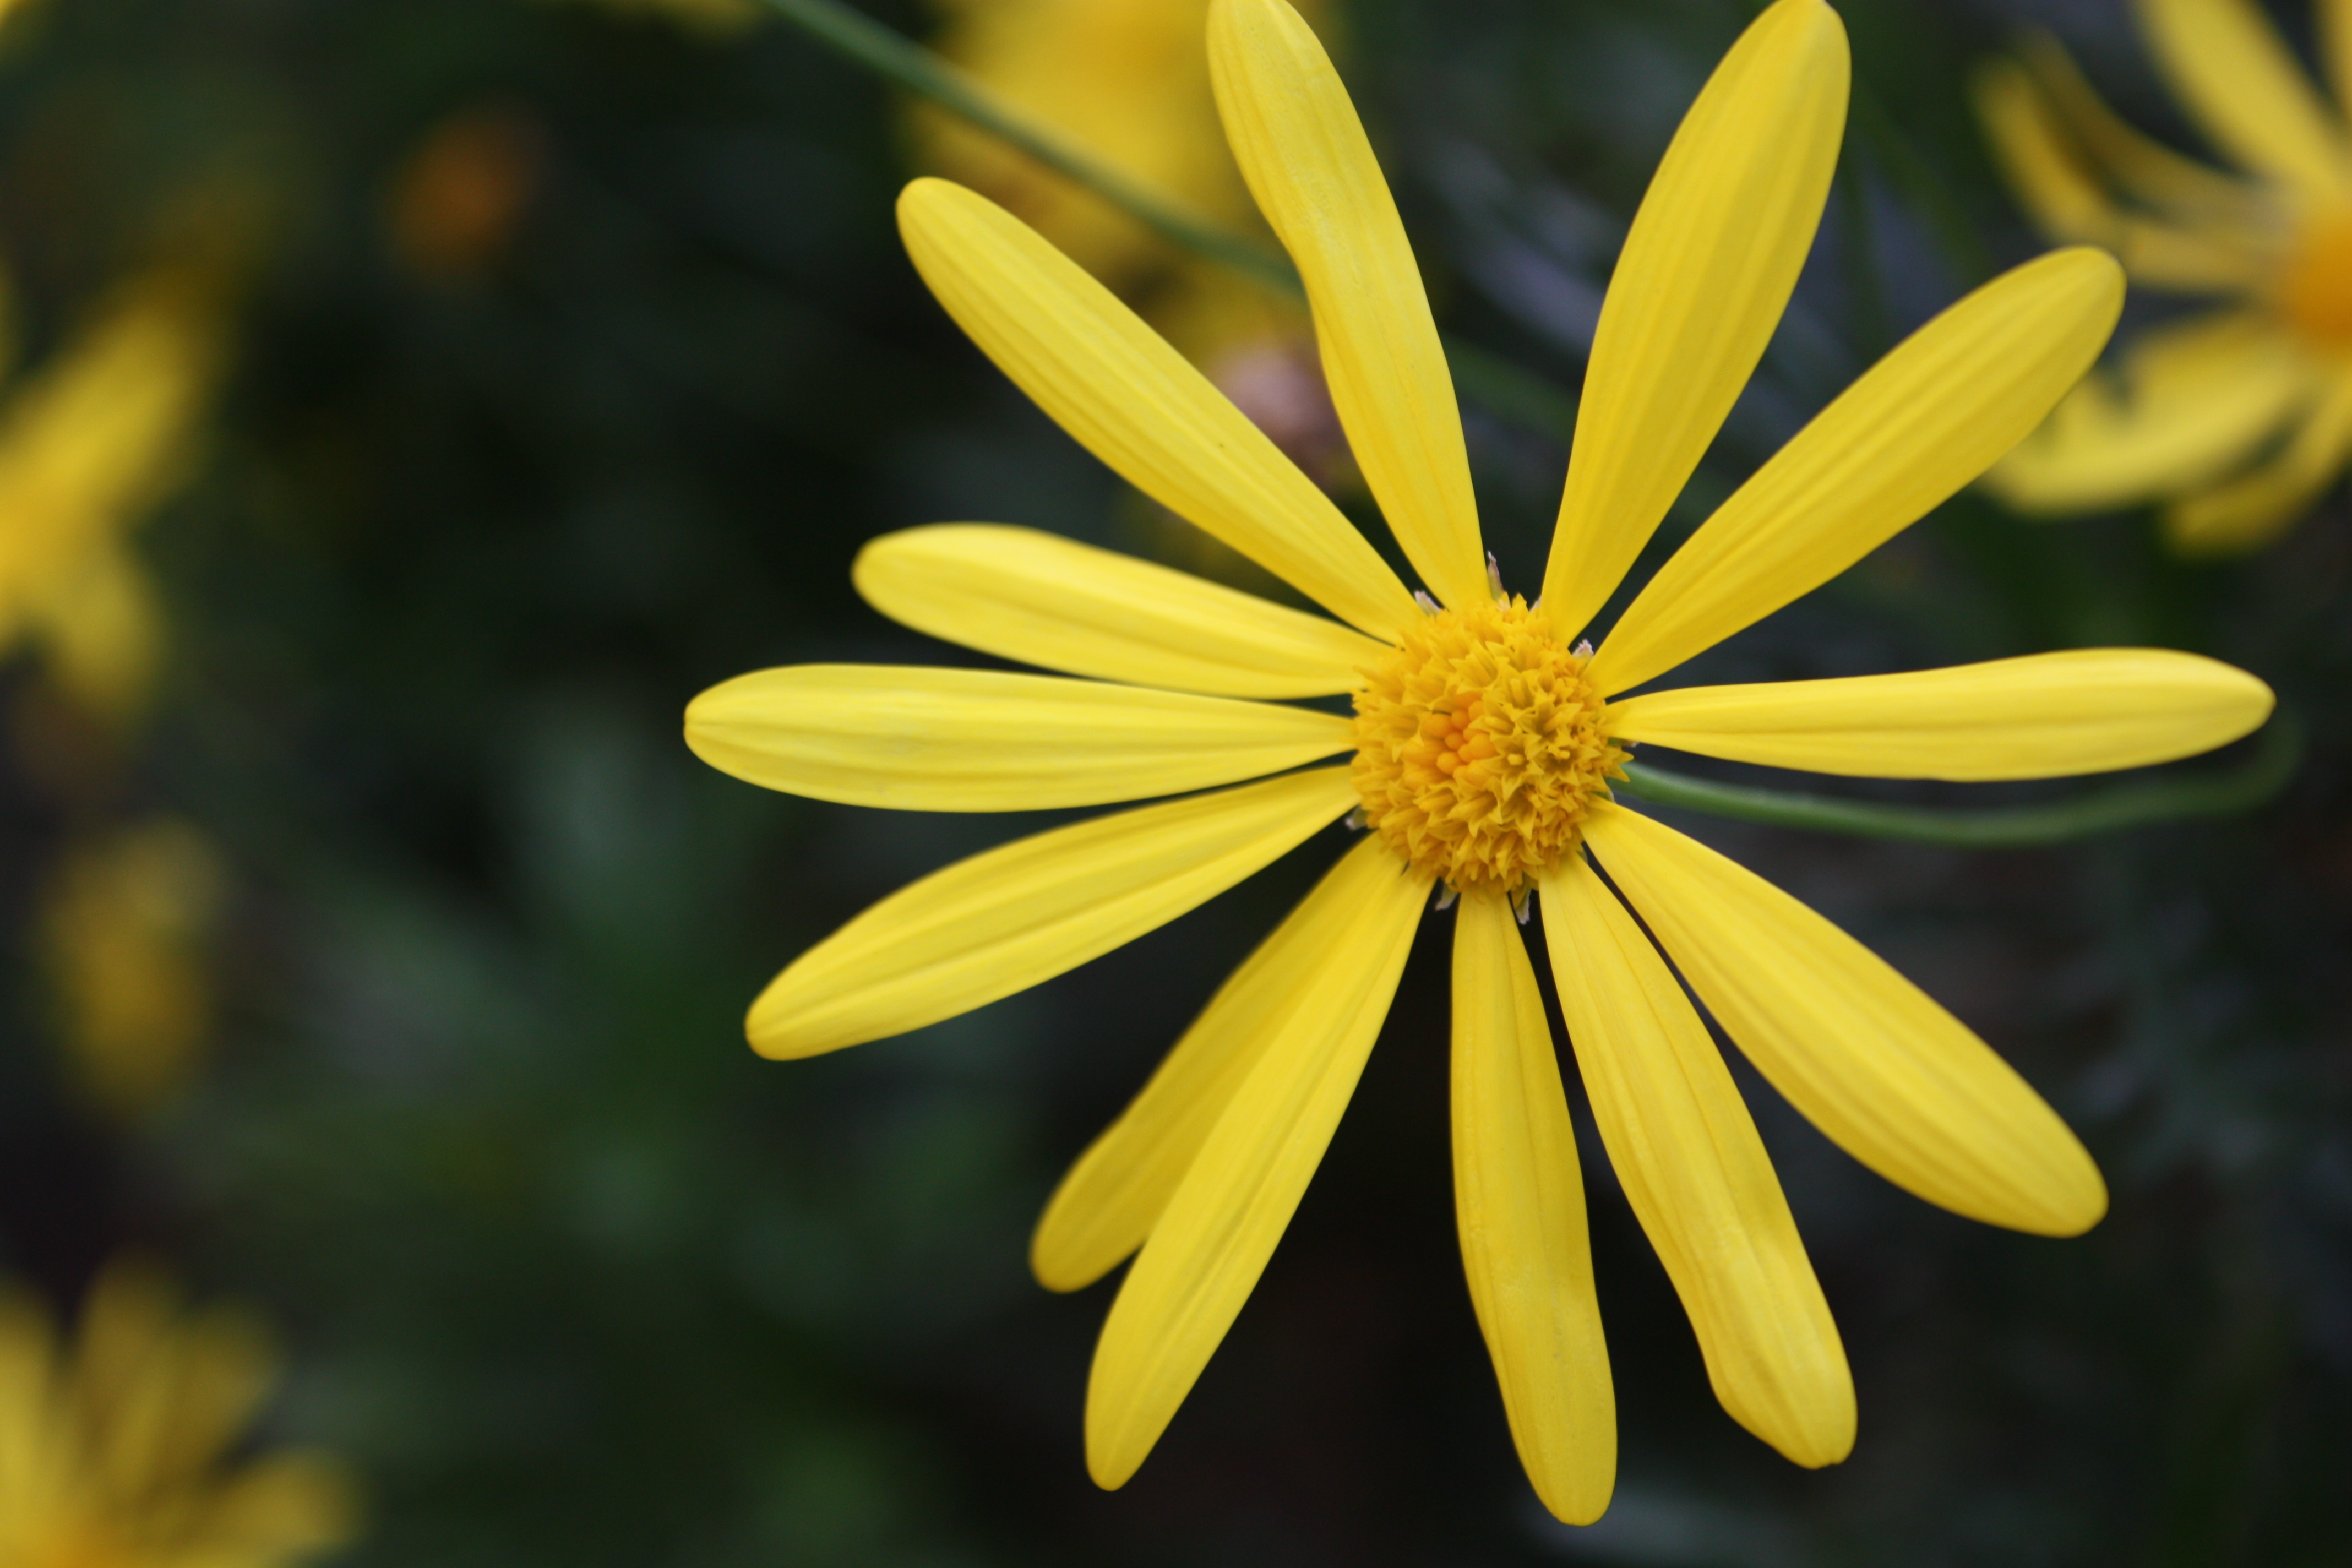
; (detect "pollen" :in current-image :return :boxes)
[1351,596,1626,896]
[2277,209,2352,350]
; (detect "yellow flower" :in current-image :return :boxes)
[1977,0,2352,552]
[687,0,2271,1520]
[0,1262,357,1568]
[40,818,227,1122]
[0,270,224,722]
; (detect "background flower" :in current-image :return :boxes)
[1978,0,2352,552]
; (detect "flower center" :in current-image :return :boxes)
[1351,596,1625,896]
[2277,209,2352,349]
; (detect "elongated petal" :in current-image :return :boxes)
[853,524,1386,699]
[1085,851,1425,1488]
[1032,835,1397,1293]
[1989,313,2315,511]
[1208,0,1488,609]
[2328,0,2352,125]
[1453,890,1614,1522]
[2136,0,2352,207]
[2165,366,2352,553]
[1540,855,1851,1467]
[1611,649,2273,780]
[687,664,1352,812]
[1589,248,2122,697]
[898,178,1417,639]
[1973,59,2273,291]
[1582,803,2107,1236]
[2018,34,2275,229]
[1541,0,1849,637]
[748,767,1357,1058]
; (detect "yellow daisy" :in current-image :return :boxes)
[0,268,225,723]
[1978,0,2352,552]
[0,1262,357,1568]
[687,0,2272,1520]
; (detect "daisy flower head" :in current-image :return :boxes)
[0,1262,357,1568]
[1978,0,2352,552]
[687,0,2273,1521]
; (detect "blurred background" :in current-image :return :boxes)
[1,0,2347,1562]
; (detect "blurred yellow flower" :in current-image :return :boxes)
[0,270,225,722]
[0,1262,357,1568]
[688,0,2270,1521]
[40,818,227,1123]
[1978,0,2352,552]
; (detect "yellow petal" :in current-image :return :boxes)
[686,663,1351,812]
[2018,34,2275,230]
[1582,803,2108,1237]
[1541,0,1849,638]
[2328,0,2352,124]
[748,767,1357,1058]
[1972,58,2273,291]
[1611,649,2274,780]
[1085,848,1425,1488]
[897,178,1417,640]
[852,524,1386,699]
[1208,0,1489,610]
[1589,247,2122,697]
[2136,0,2352,208]
[1031,835,1396,1293]
[2165,366,2352,553]
[1539,855,1851,1468]
[1988,313,2315,512]
[1452,890,1615,1522]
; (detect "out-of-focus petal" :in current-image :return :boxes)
[1989,313,2315,511]
[1973,58,2273,290]
[1583,803,2109,1237]
[1031,836,1396,1293]
[2326,0,2352,124]
[1611,649,2273,780]
[1540,0,1848,639]
[686,664,1352,812]
[1208,0,1489,610]
[897,178,1417,640]
[2165,364,2352,552]
[1589,248,2121,697]
[853,524,1386,699]
[1085,848,1424,1488]
[2136,0,2352,208]
[1452,890,1614,1523]
[1540,854,1853,1468]
[747,767,1357,1058]
[2018,34,2275,228]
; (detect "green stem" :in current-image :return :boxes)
[755,0,1297,291]
[1611,714,2301,847]
[753,0,1580,440]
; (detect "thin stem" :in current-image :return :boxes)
[1611,713,2301,847]
[754,0,1580,440]
[755,0,1296,291]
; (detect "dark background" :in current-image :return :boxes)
[2,0,2347,1562]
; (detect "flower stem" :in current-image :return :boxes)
[1612,714,2301,847]
[750,0,1580,440]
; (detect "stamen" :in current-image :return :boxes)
[1349,596,1626,896]
[1432,885,1459,912]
